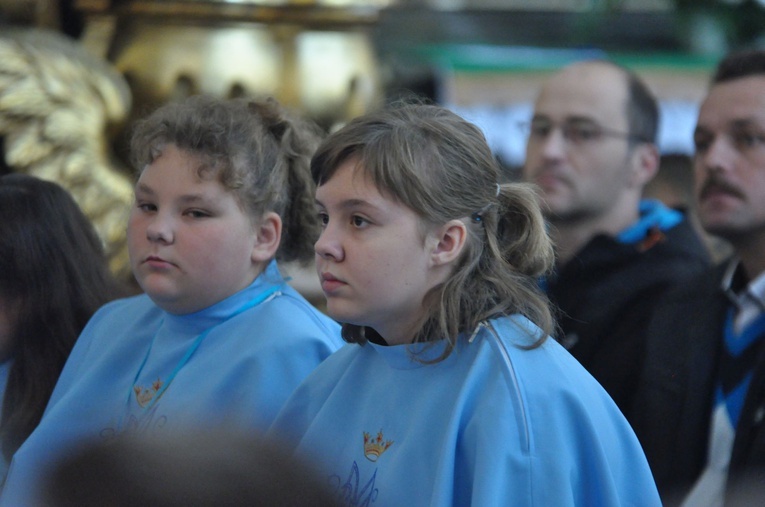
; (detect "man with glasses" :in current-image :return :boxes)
[521,60,710,414]
[632,50,765,506]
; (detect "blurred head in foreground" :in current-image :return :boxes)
[43,429,339,507]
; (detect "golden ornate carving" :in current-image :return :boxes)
[79,0,385,130]
[0,28,134,278]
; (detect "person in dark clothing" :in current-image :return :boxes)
[631,50,765,507]
[521,59,710,413]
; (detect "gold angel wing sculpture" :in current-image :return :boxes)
[0,28,133,278]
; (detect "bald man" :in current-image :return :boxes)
[522,60,710,413]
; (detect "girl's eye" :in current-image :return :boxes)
[351,215,368,227]
[137,202,156,212]
[185,209,210,218]
[317,211,329,226]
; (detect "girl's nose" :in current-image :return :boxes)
[314,227,343,262]
[145,213,174,244]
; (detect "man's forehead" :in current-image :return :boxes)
[535,64,628,116]
[699,77,765,124]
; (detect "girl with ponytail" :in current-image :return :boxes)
[270,102,661,507]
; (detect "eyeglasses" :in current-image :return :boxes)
[518,118,649,146]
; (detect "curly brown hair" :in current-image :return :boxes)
[130,95,324,264]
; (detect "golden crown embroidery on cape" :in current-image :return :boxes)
[363,430,393,462]
[134,378,163,408]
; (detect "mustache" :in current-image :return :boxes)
[699,175,746,200]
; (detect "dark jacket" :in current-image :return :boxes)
[546,217,710,413]
[631,262,765,506]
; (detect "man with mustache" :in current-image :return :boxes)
[521,60,710,414]
[631,50,765,506]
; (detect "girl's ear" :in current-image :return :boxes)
[251,212,283,263]
[430,219,467,267]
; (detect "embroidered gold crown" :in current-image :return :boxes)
[363,430,393,462]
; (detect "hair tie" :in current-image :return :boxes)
[470,183,502,224]
[471,184,501,223]
[471,203,492,224]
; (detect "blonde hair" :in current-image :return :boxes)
[312,102,556,360]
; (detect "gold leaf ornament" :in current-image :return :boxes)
[0,28,134,279]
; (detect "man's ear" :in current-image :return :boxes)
[630,143,660,188]
[251,212,283,263]
[430,219,467,267]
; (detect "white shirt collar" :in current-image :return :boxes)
[721,258,765,332]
